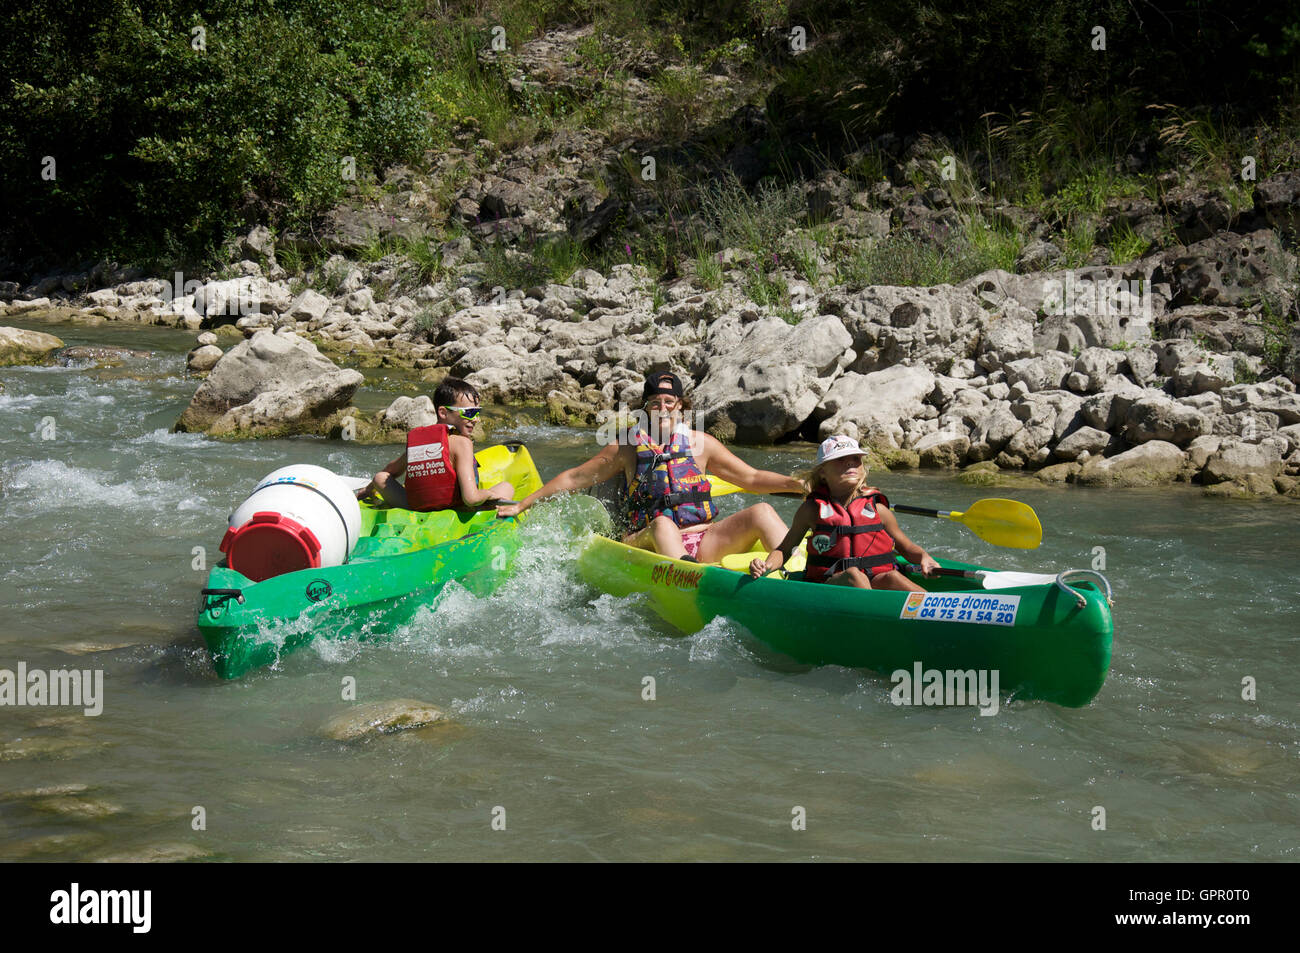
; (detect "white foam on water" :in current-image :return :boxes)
[447,683,525,718]
[3,459,146,509]
[131,428,215,449]
[0,363,78,377]
[309,631,363,666]
[1,457,217,522]
[0,392,39,412]
[687,615,749,663]
[393,584,502,660]
[494,422,580,442]
[250,605,325,655]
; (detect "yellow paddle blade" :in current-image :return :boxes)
[949,498,1042,549]
[707,474,744,496]
[718,545,808,574]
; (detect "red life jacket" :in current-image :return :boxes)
[404,424,462,511]
[803,489,896,583]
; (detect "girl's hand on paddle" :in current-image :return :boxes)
[749,557,770,578]
[495,501,523,518]
[919,553,940,577]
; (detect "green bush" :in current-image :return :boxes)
[0,0,444,266]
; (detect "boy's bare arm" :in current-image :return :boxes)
[356,451,408,497]
[381,451,407,478]
[450,436,509,505]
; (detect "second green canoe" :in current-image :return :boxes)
[577,534,1114,708]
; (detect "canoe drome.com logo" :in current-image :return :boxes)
[890,661,1001,716]
[50,883,151,933]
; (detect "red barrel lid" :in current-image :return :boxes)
[219,511,322,582]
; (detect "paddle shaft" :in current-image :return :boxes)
[891,504,948,518]
[902,563,982,580]
[708,476,1041,549]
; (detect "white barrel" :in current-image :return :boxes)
[228,465,361,570]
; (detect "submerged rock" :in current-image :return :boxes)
[0,735,110,761]
[28,795,123,819]
[0,833,106,860]
[56,345,152,366]
[93,843,212,863]
[1,783,92,800]
[319,699,448,742]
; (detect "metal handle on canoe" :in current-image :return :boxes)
[1054,570,1113,609]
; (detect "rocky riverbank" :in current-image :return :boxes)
[3,24,1298,499]
[5,236,1298,499]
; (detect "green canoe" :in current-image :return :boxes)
[197,443,542,678]
[576,534,1114,708]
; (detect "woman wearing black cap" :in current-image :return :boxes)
[496,372,803,562]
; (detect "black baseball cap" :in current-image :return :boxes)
[642,371,684,400]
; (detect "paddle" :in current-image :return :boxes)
[707,475,1042,550]
[890,499,1041,550]
[708,475,801,497]
[900,563,1058,589]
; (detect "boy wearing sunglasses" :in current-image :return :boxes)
[357,377,515,509]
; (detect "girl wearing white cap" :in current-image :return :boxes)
[749,435,939,589]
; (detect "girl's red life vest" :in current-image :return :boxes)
[404,424,474,511]
[803,489,896,583]
[626,424,717,530]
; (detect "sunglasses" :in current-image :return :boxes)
[442,405,482,420]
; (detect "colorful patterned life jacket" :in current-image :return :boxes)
[803,489,896,583]
[626,424,717,530]
[404,424,470,511]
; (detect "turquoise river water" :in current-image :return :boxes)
[1,315,1297,861]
